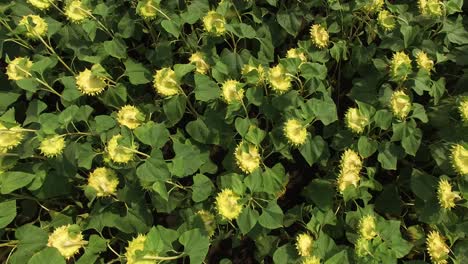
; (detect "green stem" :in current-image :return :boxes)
[141,253,185,261]
[36,35,75,75]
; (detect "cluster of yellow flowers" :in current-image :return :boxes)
[125,234,154,264]
[75,65,108,96]
[6,57,33,81]
[390,51,412,81]
[87,167,120,197]
[286,48,307,62]
[215,189,242,220]
[0,122,24,152]
[337,149,363,193]
[268,64,292,93]
[28,0,90,23]
[203,11,226,36]
[242,64,266,84]
[377,10,396,31]
[39,135,66,157]
[234,141,261,174]
[106,134,137,163]
[451,144,468,175]
[116,105,144,129]
[197,210,216,237]
[390,90,412,120]
[437,178,461,210]
[355,215,378,257]
[459,98,468,122]
[362,0,384,13]
[19,15,48,39]
[426,230,450,264]
[309,24,329,49]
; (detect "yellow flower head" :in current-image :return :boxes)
[0,122,24,150]
[359,215,377,240]
[437,179,461,210]
[6,57,33,81]
[296,233,314,257]
[107,134,136,164]
[451,144,468,175]
[459,98,468,122]
[189,52,210,75]
[76,68,107,96]
[426,231,449,264]
[416,51,434,72]
[390,90,412,120]
[39,135,66,157]
[355,236,371,257]
[419,0,443,17]
[302,256,321,264]
[268,64,291,93]
[125,234,154,264]
[197,210,216,237]
[390,51,412,82]
[88,167,119,197]
[153,68,180,97]
[47,225,86,259]
[215,189,242,220]
[362,0,384,13]
[283,119,307,146]
[137,0,159,20]
[340,149,362,174]
[203,11,226,36]
[345,107,368,134]
[19,15,48,39]
[27,0,53,10]
[286,48,307,62]
[221,80,244,104]
[65,0,90,23]
[234,141,261,174]
[310,24,329,49]
[117,105,144,129]
[377,10,396,31]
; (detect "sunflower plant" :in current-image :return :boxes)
[0,0,467,263]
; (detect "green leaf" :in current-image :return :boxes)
[194,73,220,102]
[28,247,65,264]
[358,136,378,158]
[310,96,338,125]
[245,125,266,145]
[186,118,218,144]
[161,20,180,38]
[103,38,127,59]
[277,9,302,36]
[174,64,196,79]
[10,224,48,264]
[94,115,116,133]
[146,226,178,253]
[377,142,399,170]
[0,200,16,228]
[272,244,295,264]
[410,169,437,201]
[373,109,393,130]
[237,207,259,234]
[134,121,170,148]
[124,59,151,85]
[1,171,35,194]
[258,201,283,229]
[0,92,20,112]
[136,154,171,184]
[163,95,186,126]
[171,141,204,177]
[304,179,334,210]
[225,23,256,39]
[299,135,326,166]
[179,229,210,264]
[191,174,214,202]
[300,63,327,80]
[24,99,47,125]
[101,83,127,108]
[324,250,348,264]
[16,78,38,93]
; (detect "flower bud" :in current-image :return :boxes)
[19,15,48,39]
[65,0,90,23]
[377,10,396,31]
[283,119,307,146]
[390,90,412,119]
[345,107,368,134]
[234,141,261,174]
[203,11,226,35]
[426,230,449,264]
[153,68,181,97]
[27,0,53,10]
[189,52,210,74]
[296,233,314,257]
[437,179,461,209]
[39,135,66,157]
[215,189,242,220]
[221,80,244,104]
[286,48,307,62]
[88,167,119,197]
[137,0,159,20]
[6,57,33,81]
[359,215,377,240]
[310,24,329,49]
[47,225,86,259]
[117,105,144,129]
[107,134,136,164]
[416,51,434,72]
[0,122,24,150]
[390,51,412,82]
[268,65,291,93]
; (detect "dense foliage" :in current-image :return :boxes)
[0,0,467,263]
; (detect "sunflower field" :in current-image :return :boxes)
[0,0,468,263]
